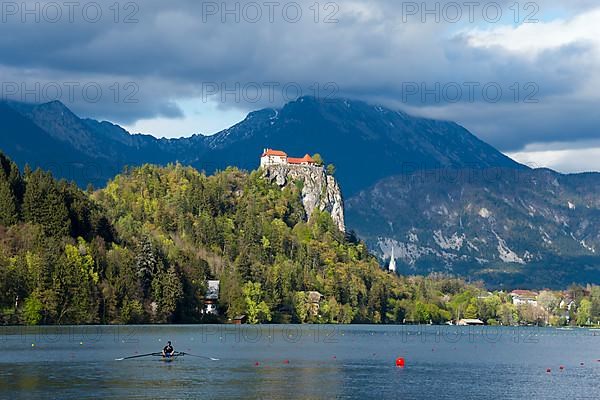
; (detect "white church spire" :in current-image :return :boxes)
[388,246,396,273]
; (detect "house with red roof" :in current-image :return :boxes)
[260,148,317,168]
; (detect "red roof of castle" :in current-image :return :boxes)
[261,149,287,157]
[288,154,315,164]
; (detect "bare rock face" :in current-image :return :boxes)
[263,164,345,232]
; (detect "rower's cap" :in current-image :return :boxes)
[168,341,171,344]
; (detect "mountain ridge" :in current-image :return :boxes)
[346,167,600,288]
[0,96,526,192]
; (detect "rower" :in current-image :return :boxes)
[162,341,175,358]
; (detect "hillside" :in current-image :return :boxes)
[347,168,600,288]
[0,152,414,324]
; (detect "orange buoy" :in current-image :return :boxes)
[283,360,290,364]
[254,362,260,366]
[559,365,564,370]
[546,368,551,373]
[395,357,405,368]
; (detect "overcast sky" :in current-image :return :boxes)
[1,0,599,172]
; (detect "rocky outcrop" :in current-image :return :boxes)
[263,164,345,232]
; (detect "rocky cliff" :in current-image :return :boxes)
[262,164,345,232]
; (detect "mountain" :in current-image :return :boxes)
[199,97,524,195]
[346,168,600,288]
[0,101,101,178]
[2,97,600,287]
[0,100,211,187]
[0,97,522,193]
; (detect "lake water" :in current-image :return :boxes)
[0,325,599,399]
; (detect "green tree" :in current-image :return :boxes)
[326,164,336,176]
[464,299,478,319]
[477,295,501,322]
[242,282,272,324]
[311,153,324,166]
[0,179,18,226]
[0,152,24,211]
[135,236,158,296]
[53,239,99,323]
[590,286,600,323]
[22,170,70,237]
[577,299,592,326]
[23,295,43,325]
[151,265,184,322]
[293,291,309,323]
[120,298,145,324]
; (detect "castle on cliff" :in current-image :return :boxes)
[260,149,317,168]
[259,148,345,233]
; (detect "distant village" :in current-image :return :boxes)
[448,289,585,327]
[383,247,598,326]
[386,250,597,327]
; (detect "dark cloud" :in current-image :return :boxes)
[0,0,598,152]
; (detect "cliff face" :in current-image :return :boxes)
[263,164,345,232]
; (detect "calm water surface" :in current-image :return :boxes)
[1,325,599,399]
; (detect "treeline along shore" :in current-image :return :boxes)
[0,152,599,326]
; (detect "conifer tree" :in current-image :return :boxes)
[0,179,18,226]
[135,236,158,296]
[0,153,21,225]
[151,265,183,322]
[22,170,70,237]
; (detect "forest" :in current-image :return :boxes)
[1,152,599,326]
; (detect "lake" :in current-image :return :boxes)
[1,325,599,399]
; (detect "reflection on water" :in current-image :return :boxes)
[1,325,599,399]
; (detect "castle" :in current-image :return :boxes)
[260,149,317,168]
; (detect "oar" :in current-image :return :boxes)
[115,352,161,361]
[179,352,219,361]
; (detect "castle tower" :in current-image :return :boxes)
[388,246,396,273]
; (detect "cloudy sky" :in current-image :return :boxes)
[1,0,599,172]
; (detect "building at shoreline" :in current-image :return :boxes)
[202,280,220,315]
[510,290,538,306]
